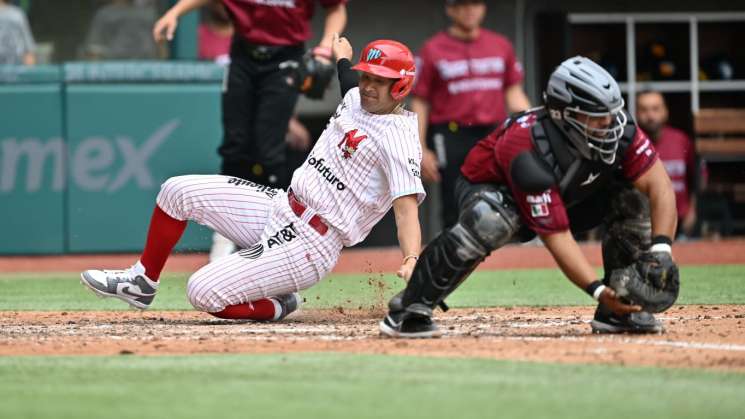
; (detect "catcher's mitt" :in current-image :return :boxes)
[282,51,335,100]
[608,251,680,313]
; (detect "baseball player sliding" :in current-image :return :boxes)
[80,34,425,321]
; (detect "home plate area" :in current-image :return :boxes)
[1,305,743,371]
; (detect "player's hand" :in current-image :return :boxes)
[421,148,441,183]
[396,258,417,282]
[599,287,642,315]
[331,33,353,63]
[286,118,312,151]
[153,12,178,42]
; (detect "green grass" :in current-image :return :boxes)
[0,353,743,419]
[0,265,743,311]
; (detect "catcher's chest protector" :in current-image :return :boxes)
[530,110,635,208]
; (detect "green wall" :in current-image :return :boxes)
[0,62,225,254]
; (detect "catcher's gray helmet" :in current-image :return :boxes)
[544,56,627,164]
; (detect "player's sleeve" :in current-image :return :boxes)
[509,184,570,234]
[503,41,524,87]
[460,132,501,183]
[380,124,426,205]
[19,10,35,54]
[337,58,359,98]
[411,46,435,101]
[622,125,659,181]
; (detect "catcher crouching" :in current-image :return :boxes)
[380,56,680,338]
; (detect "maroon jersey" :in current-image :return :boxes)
[461,113,658,234]
[222,0,346,46]
[653,125,697,219]
[412,29,523,126]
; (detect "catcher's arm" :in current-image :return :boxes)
[623,158,680,312]
[633,159,677,240]
[541,230,641,315]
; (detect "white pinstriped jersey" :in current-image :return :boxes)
[291,87,426,246]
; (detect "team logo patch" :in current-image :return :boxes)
[530,203,549,217]
[338,129,367,159]
[366,48,382,62]
[238,243,264,260]
[526,190,551,218]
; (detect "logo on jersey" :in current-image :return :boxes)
[408,158,421,178]
[516,114,537,128]
[635,138,654,157]
[338,129,367,159]
[238,243,264,260]
[580,172,600,186]
[366,48,382,62]
[307,156,346,190]
[526,190,551,218]
[227,177,278,198]
[266,223,298,249]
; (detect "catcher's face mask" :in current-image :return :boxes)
[564,101,628,165]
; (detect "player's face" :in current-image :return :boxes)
[446,1,486,31]
[573,112,614,138]
[636,92,668,138]
[359,72,399,114]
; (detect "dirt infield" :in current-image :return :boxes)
[1,306,744,371]
[1,239,744,370]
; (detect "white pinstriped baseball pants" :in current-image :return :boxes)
[156,175,344,312]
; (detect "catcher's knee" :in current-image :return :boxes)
[456,187,521,256]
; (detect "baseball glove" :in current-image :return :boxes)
[282,51,335,100]
[608,252,680,313]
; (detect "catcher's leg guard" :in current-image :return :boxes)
[601,185,652,279]
[399,186,522,317]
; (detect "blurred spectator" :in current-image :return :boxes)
[81,0,158,60]
[285,115,311,152]
[197,1,232,65]
[412,0,530,229]
[636,90,703,238]
[0,0,36,65]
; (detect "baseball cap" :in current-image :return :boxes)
[445,0,485,5]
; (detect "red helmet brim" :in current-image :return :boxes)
[351,62,404,79]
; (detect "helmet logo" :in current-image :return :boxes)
[366,48,382,61]
[550,109,562,119]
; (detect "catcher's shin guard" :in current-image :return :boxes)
[400,188,521,316]
[601,186,652,280]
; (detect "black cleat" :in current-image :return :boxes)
[379,311,442,338]
[591,305,663,334]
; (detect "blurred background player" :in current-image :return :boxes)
[154,0,347,260]
[412,0,530,231]
[81,0,159,60]
[636,90,703,238]
[197,0,232,65]
[0,0,36,65]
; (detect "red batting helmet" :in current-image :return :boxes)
[352,39,416,101]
